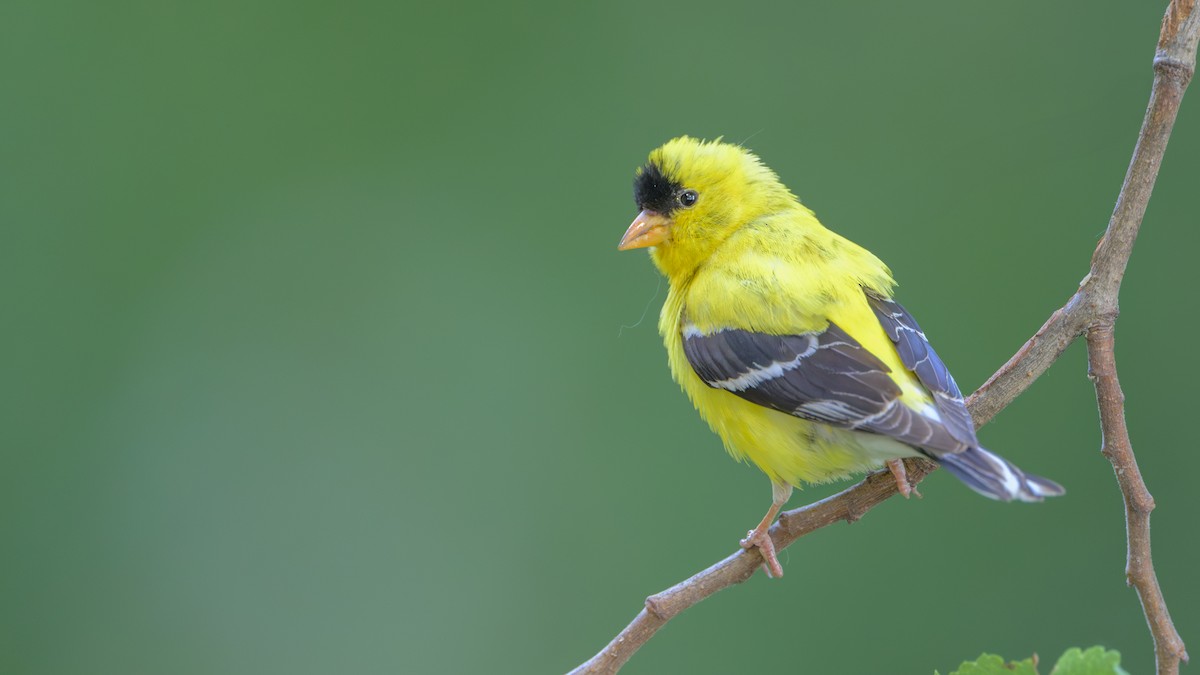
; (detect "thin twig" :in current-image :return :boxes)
[571,2,1199,672]
[1088,325,1189,675]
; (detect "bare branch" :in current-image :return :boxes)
[571,2,1198,672]
[1088,325,1189,674]
[968,298,1089,428]
[1073,4,1200,671]
[568,465,935,675]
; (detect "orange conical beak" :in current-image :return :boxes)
[617,210,671,251]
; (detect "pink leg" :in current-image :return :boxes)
[740,483,792,578]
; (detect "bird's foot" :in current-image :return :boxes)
[886,459,922,499]
[740,527,784,578]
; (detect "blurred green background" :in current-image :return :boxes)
[3,1,1197,673]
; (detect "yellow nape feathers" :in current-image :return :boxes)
[618,136,1063,578]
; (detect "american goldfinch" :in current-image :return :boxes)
[618,137,1063,578]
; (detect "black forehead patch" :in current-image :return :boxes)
[633,162,683,214]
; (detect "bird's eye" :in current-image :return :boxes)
[678,190,699,208]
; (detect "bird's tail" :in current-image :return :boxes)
[937,446,1065,502]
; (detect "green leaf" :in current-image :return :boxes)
[940,647,1127,675]
[947,653,1039,675]
[1049,647,1127,675]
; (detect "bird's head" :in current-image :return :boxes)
[618,136,796,280]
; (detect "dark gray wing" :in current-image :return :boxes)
[682,322,968,454]
[866,292,978,447]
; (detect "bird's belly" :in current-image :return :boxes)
[666,317,920,487]
[690,381,920,487]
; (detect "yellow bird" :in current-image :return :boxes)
[618,137,1063,577]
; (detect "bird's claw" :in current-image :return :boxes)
[740,529,784,578]
[886,459,921,499]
